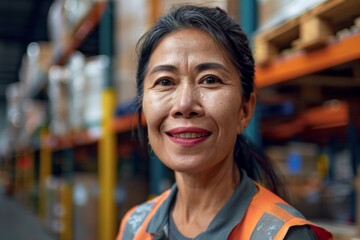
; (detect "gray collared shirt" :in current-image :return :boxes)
[147,170,256,239]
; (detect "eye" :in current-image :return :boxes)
[201,75,222,84]
[156,78,174,86]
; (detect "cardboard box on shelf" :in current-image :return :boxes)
[266,141,355,223]
[159,0,227,14]
[265,142,325,218]
[257,0,326,32]
[73,173,98,240]
[43,177,64,236]
[265,142,319,179]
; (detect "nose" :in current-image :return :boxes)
[170,84,203,118]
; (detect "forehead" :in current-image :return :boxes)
[148,28,233,67]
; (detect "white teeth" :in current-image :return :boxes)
[173,133,208,138]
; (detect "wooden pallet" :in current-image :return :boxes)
[254,0,360,66]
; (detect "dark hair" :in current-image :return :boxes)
[135,5,285,197]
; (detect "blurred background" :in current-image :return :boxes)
[0,0,359,239]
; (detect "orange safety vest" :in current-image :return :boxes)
[117,184,333,240]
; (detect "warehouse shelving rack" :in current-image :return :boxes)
[12,1,164,240]
[0,1,145,240]
[254,0,360,142]
[256,33,360,88]
[254,0,360,233]
[3,0,359,239]
[256,34,360,143]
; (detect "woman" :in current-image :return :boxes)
[117,5,333,240]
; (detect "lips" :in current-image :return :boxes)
[166,127,211,146]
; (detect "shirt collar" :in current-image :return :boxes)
[146,170,257,238]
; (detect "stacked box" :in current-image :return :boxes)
[160,0,227,14]
[257,0,326,32]
[266,142,319,179]
[44,177,63,236]
[73,173,98,240]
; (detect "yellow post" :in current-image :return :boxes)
[60,182,72,240]
[98,88,117,240]
[39,128,52,220]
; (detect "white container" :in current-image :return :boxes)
[48,66,70,136]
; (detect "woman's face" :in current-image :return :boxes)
[142,28,254,174]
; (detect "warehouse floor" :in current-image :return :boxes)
[0,186,56,240]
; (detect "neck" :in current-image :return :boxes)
[172,158,240,237]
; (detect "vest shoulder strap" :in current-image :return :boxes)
[117,190,171,240]
[229,183,333,240]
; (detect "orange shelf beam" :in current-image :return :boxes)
[256,33,360,88]
[302,102,349,129]
[43,130,100,151]
[41,113,147,151]
[112,113,147,133]
[262,101,349,140]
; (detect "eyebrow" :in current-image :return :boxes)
[149,62,229,76]
[195,62,230,73]
[149,65,178,76]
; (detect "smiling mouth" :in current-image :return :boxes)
[168,132,210,139]
[166,128,211,146]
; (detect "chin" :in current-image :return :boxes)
[167,158,208,174]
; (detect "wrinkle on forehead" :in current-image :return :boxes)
[147,28,236,77]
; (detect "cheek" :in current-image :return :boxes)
[207,92,242,133]
[143,91,170,130]
[204,91,241,116]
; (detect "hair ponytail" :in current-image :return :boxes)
[234,135,287,199]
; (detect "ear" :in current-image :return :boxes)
[236,92,256,134]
